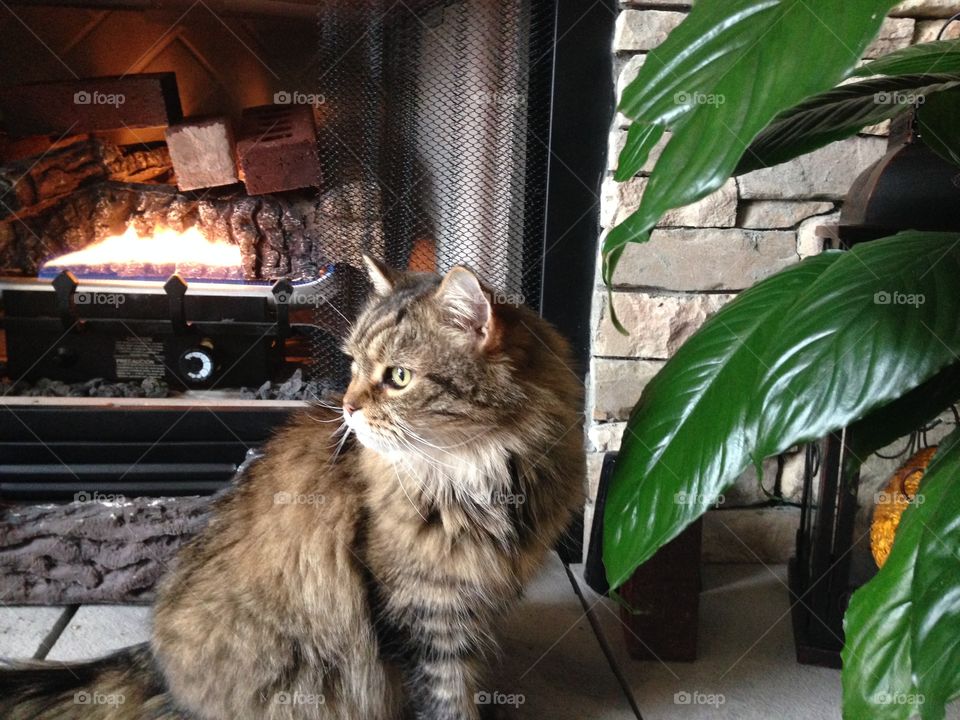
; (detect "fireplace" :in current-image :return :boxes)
[0,0,613,492]
[0,0,612,599]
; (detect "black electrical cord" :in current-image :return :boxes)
[936,12,960,40]
[562,560,645,720]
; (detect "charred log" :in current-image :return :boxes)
[0,138,173,223]
[0,139,385,281]
[0,496,210,604]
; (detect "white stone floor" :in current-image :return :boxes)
[3,558,959,719]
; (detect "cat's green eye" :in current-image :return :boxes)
[385,366,413,389]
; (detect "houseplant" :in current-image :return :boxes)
[601,2,960,718]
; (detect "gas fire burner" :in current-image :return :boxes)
[1,266,338,390]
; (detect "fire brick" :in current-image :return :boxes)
[0,73,183,137]
[165,116,239,191]
[235,104,321,195]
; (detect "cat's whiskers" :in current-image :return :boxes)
[307,412,348,424]
[367,426,449,510]
[394,436,496,508]
[328,414,353,465]
[393,418,482,452]
[392,420,490,478]
[353,413,516,521]
[389,429,489,508]
[388,425,454,471]
[393,436,452,499]
[390,461,429,523]
[400,449,503,509]
[396,421,512,488]
[398,457,448,510]
[396,435,460,472]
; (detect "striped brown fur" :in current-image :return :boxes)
[0,258,585,719]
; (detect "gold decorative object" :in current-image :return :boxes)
[870,446,937,568]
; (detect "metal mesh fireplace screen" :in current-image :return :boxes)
[309,0,554,385]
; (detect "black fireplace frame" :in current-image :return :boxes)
[541,0,616,373]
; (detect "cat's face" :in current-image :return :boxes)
[341,257,519,458]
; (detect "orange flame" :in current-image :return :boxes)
[41,226,244,281]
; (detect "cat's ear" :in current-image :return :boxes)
[362,254,396,296]
[436,267,495,347]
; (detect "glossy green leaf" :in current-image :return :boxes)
[853,39,960,77]
[842,427,960,720]
[912,429,960,718]
[603,232,960,588]
[841,445,930,720]
[918,87,960,167]
[736,75,960,175]
[603,0,896,283]
[753,232,960,459]
[614,123,665,182]
[602,252,842,587]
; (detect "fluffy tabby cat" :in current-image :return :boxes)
[0,257,585,720]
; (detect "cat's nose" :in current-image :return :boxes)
[342,384,362,416]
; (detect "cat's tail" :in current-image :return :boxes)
[0,642,185,719]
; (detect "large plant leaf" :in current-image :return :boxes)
[604,232,960,588]
[912,445,960,719]
[841,463,926,720]
[736,75,960,175]
[614,123,665,182]
[602,252,842,587]
[918,86,960,167]
[753,232,960,458]
[853,39,960,77]
[603,0,896,284]
[842,427,960,720]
